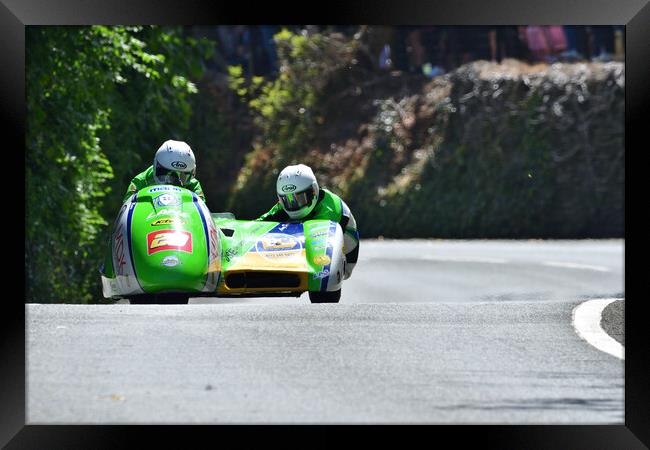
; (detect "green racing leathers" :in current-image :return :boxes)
[123,165,205,203]
[257,188,359,279]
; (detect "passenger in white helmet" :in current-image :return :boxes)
[123,139,205,202]
[256,164,360,279]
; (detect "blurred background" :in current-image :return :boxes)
[25,25,625,303]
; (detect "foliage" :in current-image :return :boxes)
[227,29,624,239]
[26,26,212,302]
[377,61,625,238]
[97,27,213,218]
[186,74,255,213]
[225,29,368,217]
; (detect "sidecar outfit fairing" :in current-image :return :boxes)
[100,185,346,303]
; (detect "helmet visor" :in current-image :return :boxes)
[279,188,315,212]
[155,163,192,186]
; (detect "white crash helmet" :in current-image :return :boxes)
[276,164,319,219]
[152,140,196,187]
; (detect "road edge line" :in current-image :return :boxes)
[543,261,610,272]
[572,298,624,360]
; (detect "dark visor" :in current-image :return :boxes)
[156,163,191,186]
[279,188,314,211]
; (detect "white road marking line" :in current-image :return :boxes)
[361,255,509,264]
[420,256,508,264]
[543,261,610,272]
[572,298,624,360]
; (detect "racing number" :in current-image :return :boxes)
[147,230,193,255]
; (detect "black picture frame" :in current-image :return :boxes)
[8,0,646,448]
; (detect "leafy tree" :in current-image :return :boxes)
[226,28,368,217]
[26,26,212,302]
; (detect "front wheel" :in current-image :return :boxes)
[127,294,190,304]
[308,289,341,304]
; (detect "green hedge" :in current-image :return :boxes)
[227,30,624,238]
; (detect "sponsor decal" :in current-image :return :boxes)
[146,209,184,220]
[313,269,330,279]
[310,239,327,247]
[259,251,301,260]
[246,223,273,235]
[312,254,331,266]
[113,223,127,275]
[113,203,128,227]
[171,160,187,169]
[148,186,182,193]
[310,224,331,232]
[310,231,328,238]
[256,233,302,252]
[312,245,326,251]
[224,247,239,263]
[154,194,181,208]
[309,227,329,236]
[147,230,193,255]
[281,184,297,192]
[161,256,180,267]
[151,218,185,226]
[207,223,219,263]
[254,233,302,261]
[273,223,303,235]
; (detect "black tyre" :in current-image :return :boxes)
[127,294,190,304]
[308,289,341,303]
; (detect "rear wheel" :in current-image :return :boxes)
[308,289,341,304]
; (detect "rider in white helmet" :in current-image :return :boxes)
[101,140,206,277]
[123,140,205,201]
[257,164,359,279]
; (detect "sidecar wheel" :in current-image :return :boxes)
[308,289,341,303]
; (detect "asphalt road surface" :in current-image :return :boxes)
[27,239,624,423]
